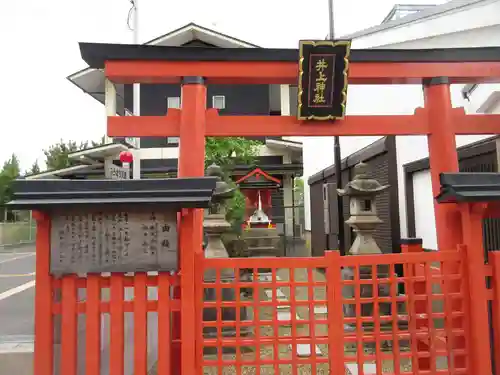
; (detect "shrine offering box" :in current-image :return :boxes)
[8,178,216,275]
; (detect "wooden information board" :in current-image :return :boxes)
[50,210,178,275]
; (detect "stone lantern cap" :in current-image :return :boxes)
[337,162,389,197]
[206,163,235,204]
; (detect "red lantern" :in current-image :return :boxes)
[119,150,134,168]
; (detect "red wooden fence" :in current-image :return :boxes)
[34,212,499,375]
[51,272,180,375]
[195,249,475,375]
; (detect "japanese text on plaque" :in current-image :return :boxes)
[308,54,335,107]
[50,211,178,275]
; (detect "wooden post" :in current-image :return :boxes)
[460,203,493,375]
[178,76,207,375]
[325,251,345,375]
[33,211,53,375]
[423,77,462,251]
[424,78,465,370]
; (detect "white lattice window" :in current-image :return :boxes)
[212,95,225,109]
[167,96,181,109]
[167,137,180,145]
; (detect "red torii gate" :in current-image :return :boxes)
[33,43,500,374]
[99,43,500,374]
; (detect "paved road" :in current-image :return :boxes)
[0,247,36,349]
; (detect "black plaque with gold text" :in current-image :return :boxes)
[297,40,351,120]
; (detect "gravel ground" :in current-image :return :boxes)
[150,267,450,375]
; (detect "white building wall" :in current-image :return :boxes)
[412,170,437,249]
[303,2,500,232]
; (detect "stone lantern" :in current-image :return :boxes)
[337,161,389,255]
[202,164,249,351]
[338,162,398,334]
[203,163,235,267]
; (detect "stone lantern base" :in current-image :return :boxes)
[341,266,408,340]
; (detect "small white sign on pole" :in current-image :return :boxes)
[106,165,129,180]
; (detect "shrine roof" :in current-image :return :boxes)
[25,160,302,180]
[25,142,136,180]
[7,178,217,210]
[436,172,500,203]
[68,22,259,114]
[79,42,500,69]
[25,163,105,180]
[235,168,281,188]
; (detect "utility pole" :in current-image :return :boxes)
[131,0,141,180]
[328,0,345,256]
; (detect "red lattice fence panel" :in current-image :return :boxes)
[338,251,468,375]
[195,250,469,375]
[195,255,331,374]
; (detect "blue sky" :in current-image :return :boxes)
[0,0,447,171]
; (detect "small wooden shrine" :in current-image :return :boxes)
[235,168,281,229]
[235,168,282,258]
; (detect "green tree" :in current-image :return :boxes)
[43,137,106,170]
[205,137,260,172]
[94,135,106,146]
[205,137,261,230]
[26,161,41,176]
[0,154,21,221]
